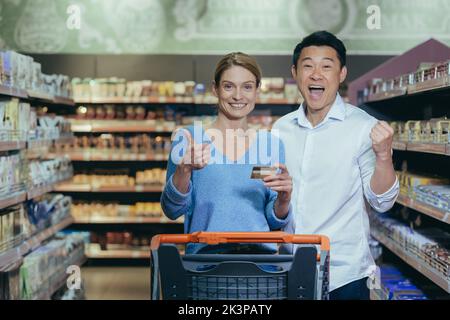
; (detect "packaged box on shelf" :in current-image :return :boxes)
[371,211,450,280]
[0,51,13,87]
[0,205,26,253]
[0,153,26,198]
[414,185,450,213]
[19,233,85,300]
[396,171,448,197]
[27,156,73,189]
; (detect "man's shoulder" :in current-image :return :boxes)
[273,109,298,129]
[344,103,378,126]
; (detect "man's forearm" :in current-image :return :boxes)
[370,156,396,195]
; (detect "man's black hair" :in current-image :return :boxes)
[292,31,346,68]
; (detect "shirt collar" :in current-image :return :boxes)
[295,93,346,128]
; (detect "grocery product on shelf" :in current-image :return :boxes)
[397,171,449,197]
[0,154,26,198]
[18,233,85,300]
[62,134,171,159]
[362,60,450,102]
[25,194,72,234]
[27,156,73,190]
[90,231,151,251]
[0,205,27,252]
[71,77,302,102]
[0,51,72,98]
[370,211,450,281]
[373,264,429,300]
[390,119,450,144]
[72,202,163,219]
[70,169,166,188]
[414,185,450,212]
[0,99,29,142]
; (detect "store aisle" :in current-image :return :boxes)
[82,267,150,300]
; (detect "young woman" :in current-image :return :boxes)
[161,52,293,254]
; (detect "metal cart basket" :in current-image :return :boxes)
[151,231,330,300]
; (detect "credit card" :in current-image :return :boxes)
[251,166,277,179]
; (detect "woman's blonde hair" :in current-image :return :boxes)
[214,52,262,87]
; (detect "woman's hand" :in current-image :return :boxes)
[263,163,292,218]
[173,129,210,193]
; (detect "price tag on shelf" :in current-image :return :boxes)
[130,154,137,160]
[136,185,144,192]
[138,154,146,161]
[175,96,183,103]
[155,125,163,132]
[83,152,90,161]
[158,97,167,103]
[112,154,119,161]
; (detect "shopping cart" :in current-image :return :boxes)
[150,231,330,300]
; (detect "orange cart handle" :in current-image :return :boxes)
[151,231,330,251]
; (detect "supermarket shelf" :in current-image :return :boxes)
[53,95,75,106]
[0,84,28,99]
[35,255,87,300]
[75,96,301,105]
[52,152,168,162]
[0,192,27,210]
[365,82,450,105]
[392,140,450,156]
[54,183,164,193]
[396,193,450,224]
[69,120,177,133]
[86,248,150,259]
[392,141,407,151]
[27,89,54,102]
[73,216,182,224]
[372,230,450,293]
[407,142,450,156]
[0,216,74,270]
[0,140,26,152]
[0,85,74,106]
[27,177,73,199]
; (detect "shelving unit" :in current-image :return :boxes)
[0,216,74,271]
[371,230,450,293]
[34,255,87,300]
[0,192,27,211]
[54,184,164,193]
[392,141,450,156]
[0,141,26,152]
[74,96,300,105]
[356,50,450,299]
[73,216,182,224]
[396,194,450,224]
[0,84,75,106]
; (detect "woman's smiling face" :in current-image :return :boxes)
[213,65,259,120]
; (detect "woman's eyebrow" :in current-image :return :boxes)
[221,80,256,84]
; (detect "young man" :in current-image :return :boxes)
[272,31,399,300]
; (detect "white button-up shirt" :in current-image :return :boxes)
[272,94,399,291]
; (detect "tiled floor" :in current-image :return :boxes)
[82,267,150,300]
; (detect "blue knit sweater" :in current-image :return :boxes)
[160,125,293,254]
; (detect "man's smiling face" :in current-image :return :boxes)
[292,45,347,113]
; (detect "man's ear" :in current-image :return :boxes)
[340,66,347,83]
[291,65,297,79]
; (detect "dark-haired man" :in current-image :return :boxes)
[272,31,399,300]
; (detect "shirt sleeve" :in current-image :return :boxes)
[160,128,192,220]
[358,121,399,213]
